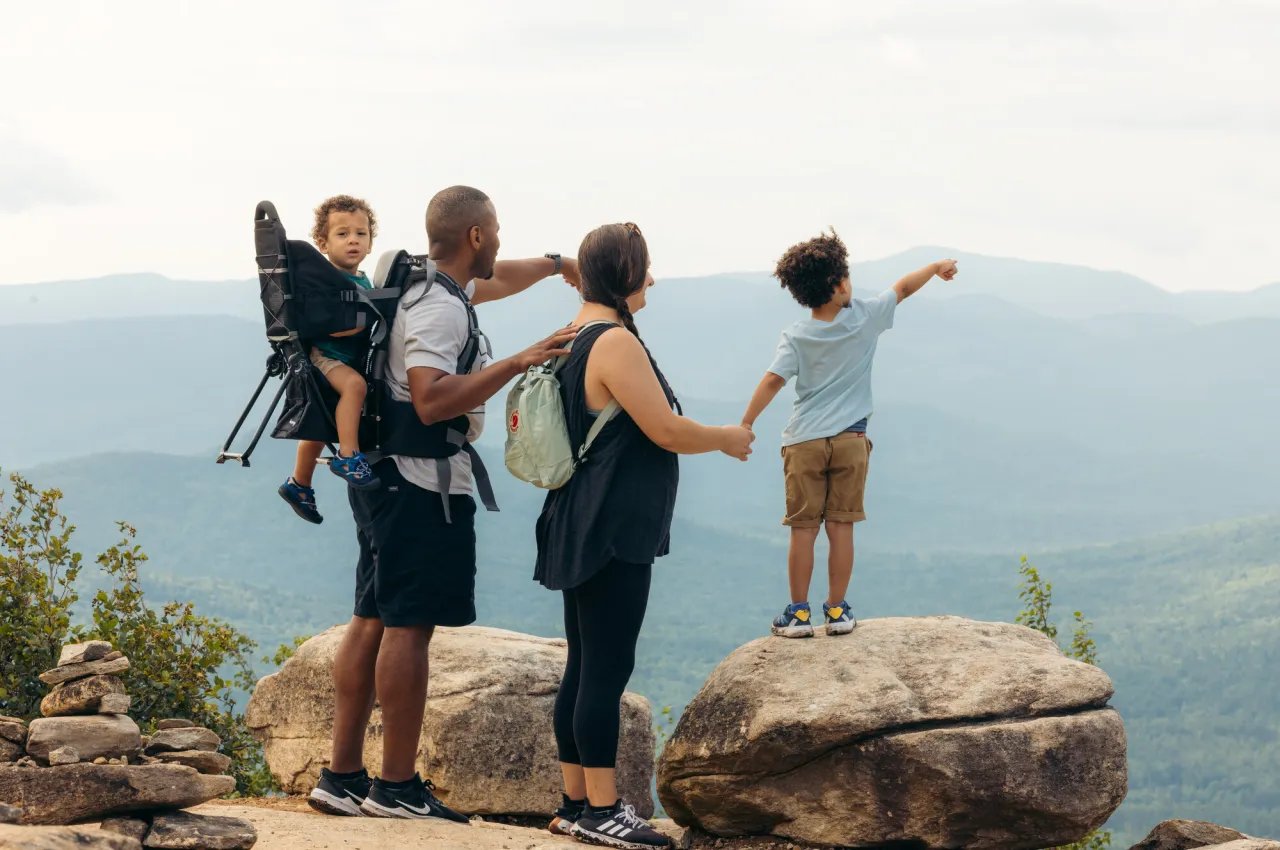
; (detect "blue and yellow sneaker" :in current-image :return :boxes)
[329,452,381,490]
[279,478,323,524]
[771,602,815,638]
[823,600,856,636]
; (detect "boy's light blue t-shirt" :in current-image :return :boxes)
[768,289,898,447]
[313,271,372,365]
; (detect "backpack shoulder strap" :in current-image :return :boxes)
[578,399,620,460]
[569,321,623,459]
[432,272,485,375]
[549,320,619,375]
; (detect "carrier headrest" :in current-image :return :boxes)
[372,249,407,289]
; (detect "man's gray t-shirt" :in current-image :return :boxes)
[768,289,897,447]
[385,277,490,494]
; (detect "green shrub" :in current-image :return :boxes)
[1017,555,1111,850]
[0,470,274,795]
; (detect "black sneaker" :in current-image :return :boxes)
[359,774,469,823]
[549,793,585,836]
[307,767,371,817]
[572,799,671,849]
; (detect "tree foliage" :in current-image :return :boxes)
[0,470,274,795]
[1017,555,1112,850]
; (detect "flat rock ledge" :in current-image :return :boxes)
[0,763,235,826]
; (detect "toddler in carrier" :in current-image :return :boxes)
[278,195,382,523]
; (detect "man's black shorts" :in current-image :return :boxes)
[348,458,477,628]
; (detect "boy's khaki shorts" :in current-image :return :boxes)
[310,348,350,377]
[781,432,872,527]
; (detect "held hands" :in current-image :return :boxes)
[515,326,578,369]
[719,424,756,462]
[934,259,959,281]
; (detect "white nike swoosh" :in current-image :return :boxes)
[399,803,434,816]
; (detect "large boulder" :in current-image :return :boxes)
[0,763,235,826]
[25,716,141,764]
[657,616,1128,850]
[246,624,654,817]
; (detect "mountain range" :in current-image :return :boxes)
[3,246,1278,842]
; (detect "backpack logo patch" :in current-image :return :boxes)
[509,410,520,433]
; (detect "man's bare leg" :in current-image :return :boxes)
[375,624,434,782]
[330,616,384,774]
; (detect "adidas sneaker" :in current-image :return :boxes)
[571,799,671,849]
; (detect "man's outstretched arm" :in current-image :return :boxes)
[741,372,787,431]
[892,259,958,303]
[471,256,580,305]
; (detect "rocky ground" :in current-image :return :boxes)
[196,797,824,850]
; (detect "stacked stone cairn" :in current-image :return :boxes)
[0,642,255,849]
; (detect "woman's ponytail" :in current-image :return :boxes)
[579,222,649,339]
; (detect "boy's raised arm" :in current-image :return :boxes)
[741,372,787,431]
[892,259,958,303]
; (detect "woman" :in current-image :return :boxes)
[536,222,754,849]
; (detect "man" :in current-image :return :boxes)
[307,186,579,821]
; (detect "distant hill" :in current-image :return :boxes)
[0,273,258,324]
[16,446,1280,845]
[4,248,1278,326]
[5,282,1278,548]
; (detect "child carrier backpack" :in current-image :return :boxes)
[504,322,619,489]
[217,201,497,520]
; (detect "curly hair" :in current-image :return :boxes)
[774,229,849,309]
[311,195,378,244]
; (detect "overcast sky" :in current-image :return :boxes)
[3,0,1276,291]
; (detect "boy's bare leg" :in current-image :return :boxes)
[292,440,325,488]
[330,615,385,773]
[375,624,433,782]
[325,364,368,458]
[825,521,854,604]
[787,526,821,603]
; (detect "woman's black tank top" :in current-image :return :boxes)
[534,323,680,591]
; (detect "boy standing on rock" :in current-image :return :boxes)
[740,231,957,638]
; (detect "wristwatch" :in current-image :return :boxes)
[545,253,562,275]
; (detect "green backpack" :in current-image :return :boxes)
[504,322,619,489]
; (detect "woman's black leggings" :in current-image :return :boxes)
[553,559,652,768]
